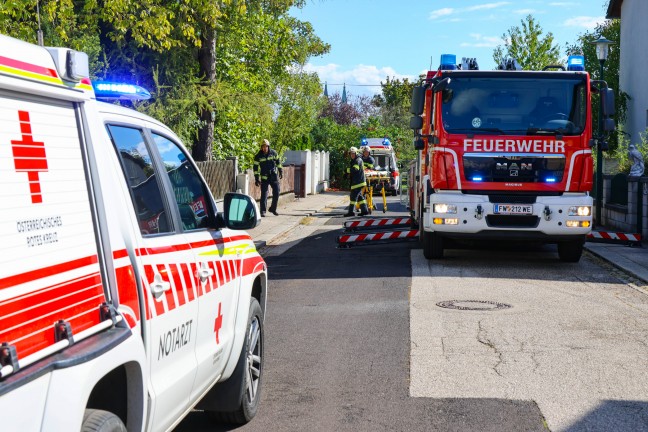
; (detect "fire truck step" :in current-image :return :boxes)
[336,229,419,248]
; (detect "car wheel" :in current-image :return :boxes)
[422,229,444,259]
[208,297,264,424]
[81,410,126,432]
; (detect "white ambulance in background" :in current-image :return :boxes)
[362,138,400,195]
[0,33,268,431]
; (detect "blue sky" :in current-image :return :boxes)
[290,0,610,97]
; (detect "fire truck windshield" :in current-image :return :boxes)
[441,75,587,136]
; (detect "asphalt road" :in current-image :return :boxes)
[177,197,549,431]
[177,196,648,432]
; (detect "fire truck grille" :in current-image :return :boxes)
[486,215,540,228]
[488,194,536,204]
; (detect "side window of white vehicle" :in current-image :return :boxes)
[107,125,173,235]
[151,133,214,231]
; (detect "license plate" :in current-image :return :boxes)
[493,204,533,215]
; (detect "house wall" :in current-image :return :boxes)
[619,0,648,145]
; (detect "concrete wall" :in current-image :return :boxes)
[599,175,648,237]
[619,0,648,145]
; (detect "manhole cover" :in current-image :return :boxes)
[436,300,512,311]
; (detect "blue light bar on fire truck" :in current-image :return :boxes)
[439,54,457,70]
[92,81,151,101]
[566,55,585,71]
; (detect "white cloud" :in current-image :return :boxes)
[461,33,501,48]
[466,2,511,12]
[304,63,415,95]
[563,16,606,29]
[514,9,537,14]
[429,2,509,20]
[430,8,454,20]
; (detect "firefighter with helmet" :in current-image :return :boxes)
[361,146,375,170]
[344,146,369,217]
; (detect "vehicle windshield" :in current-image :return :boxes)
[372,154,396,171]
[441,76,587,136]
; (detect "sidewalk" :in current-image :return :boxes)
[246,191,648,286]
[584,241,648,285]
[247,190,348,250]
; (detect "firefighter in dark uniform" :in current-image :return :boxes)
[253,139,283,216]
[344,146,370,217]
[361,146,375,170]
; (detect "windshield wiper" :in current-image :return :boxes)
[447,127,509,135]
[526,127,567,136]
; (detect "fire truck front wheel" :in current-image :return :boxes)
[81,409,126,432]
[208,297,264,425]
[557,239,584,263]
[422,229,444,259]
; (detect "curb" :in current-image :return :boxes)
[584,244,648,286]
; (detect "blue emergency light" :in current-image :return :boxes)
[93,81,151,101]
[440,54,457,70]
[566,55,585,71]
[471,176,483,182]
[382,138,391,147]
[545,177,557,183]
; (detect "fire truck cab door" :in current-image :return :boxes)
[106,122,199,431]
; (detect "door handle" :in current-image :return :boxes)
[150,273,171,296]
[197,263,214,282]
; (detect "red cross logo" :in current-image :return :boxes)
[213,302,223,345]
[10,111,48,204]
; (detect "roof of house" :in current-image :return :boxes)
[607,0,622,18]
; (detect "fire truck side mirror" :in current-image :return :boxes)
[600,88,615,118]
[432,77,451,93]
[410,86,425,115]
[414,138,425,150]
[603,118,616,132]
[409,116,423,130]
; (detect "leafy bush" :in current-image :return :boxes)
[609,129,648,175]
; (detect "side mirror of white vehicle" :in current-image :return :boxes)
[222,192,261,230]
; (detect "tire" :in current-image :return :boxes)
[558,240,584,262]
[422,228,444,259]
[209,297,264,425]
[81,409,126,432]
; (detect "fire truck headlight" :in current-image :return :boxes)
[433,204,457,214]
[569,206,591,216]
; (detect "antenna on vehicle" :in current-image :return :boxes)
[36,0,44,46]
[429,55,434,71]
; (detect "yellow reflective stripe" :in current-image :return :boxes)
[199,244,258,257]
[351,182,366,189]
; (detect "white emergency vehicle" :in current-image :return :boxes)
[362,138,400,195]
[0,33,267,431]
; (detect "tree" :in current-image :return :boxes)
[372,76,416,127]
[0,0,329,167]
[493,15,561,70]
[566,19,627,152]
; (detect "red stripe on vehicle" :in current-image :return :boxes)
[0,55,58,78]
[169,264,185,307]
[0,274,102,328]
[0,255,99,290]
[113,249,129,259]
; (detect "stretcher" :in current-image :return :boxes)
[356,169,391,213]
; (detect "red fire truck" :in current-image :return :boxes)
[409,54,616,262]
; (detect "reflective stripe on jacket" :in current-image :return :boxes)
[253,148,283,181]
[347,156,366,190]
